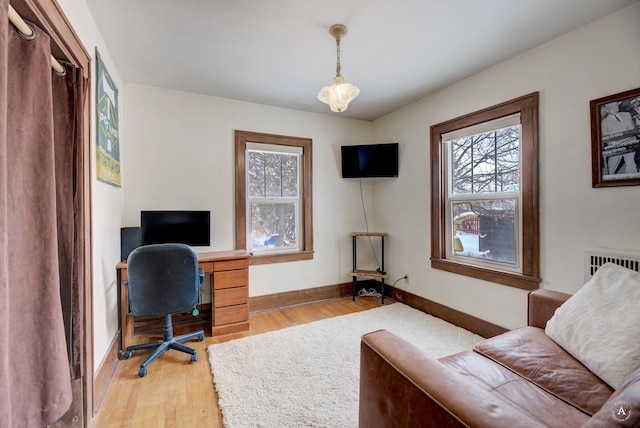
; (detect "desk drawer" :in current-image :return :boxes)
[198,261,214,273]
[214,304,248,325]
[213,269,248,289]
[214,286,248,308]
[214,259,248,272]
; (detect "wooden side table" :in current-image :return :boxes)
[350,232,388,304]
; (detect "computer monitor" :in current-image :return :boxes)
[140,210,210,246]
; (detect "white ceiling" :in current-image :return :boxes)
[84,0,638,121]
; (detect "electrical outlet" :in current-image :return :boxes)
[404,274,409,284]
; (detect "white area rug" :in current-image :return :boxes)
[207,302,483,428]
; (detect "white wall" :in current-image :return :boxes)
[122,84,374,297]
[372,3,640,330]
[55,0,126,372]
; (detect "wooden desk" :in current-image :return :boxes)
[117,250,250,353]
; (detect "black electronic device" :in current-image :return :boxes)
[140,210,210,246]
[341,143,399,178]
[120,227,141,261]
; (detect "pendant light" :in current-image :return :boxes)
[317,24,360,113]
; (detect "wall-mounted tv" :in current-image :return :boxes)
[341,143,399,178]
[140,210,210,246]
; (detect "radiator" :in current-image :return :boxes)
[584,248,640,283]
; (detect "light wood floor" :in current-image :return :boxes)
[90,296,386,427]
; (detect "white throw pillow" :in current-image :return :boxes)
[545,263,640,389]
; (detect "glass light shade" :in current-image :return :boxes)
[317,75,360,113]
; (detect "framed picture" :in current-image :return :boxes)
[95,48,121,187]
[590,87,640,187]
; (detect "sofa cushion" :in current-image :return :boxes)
[473,326,613,415]
[545,263,640,389]
[439,351,589,427]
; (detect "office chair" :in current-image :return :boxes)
[121,243,205,377]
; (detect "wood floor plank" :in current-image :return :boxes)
[90,296,384,427]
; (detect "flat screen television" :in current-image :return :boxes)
[140,210,210,246]
[341,143,399,178]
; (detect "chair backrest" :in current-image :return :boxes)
[126,243,200,317]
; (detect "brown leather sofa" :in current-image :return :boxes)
[359,289,640,427]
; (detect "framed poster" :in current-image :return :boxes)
[95,48,121,187]
[590,87,640,187]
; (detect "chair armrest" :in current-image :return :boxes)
[198,267,204,285]
[359,330,547,428]
[527,289,571,329]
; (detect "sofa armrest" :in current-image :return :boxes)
[527,289,571,329]
[359,330,547,428]
[584,366,640,427]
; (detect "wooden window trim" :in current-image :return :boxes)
[235,130,313,265]
[430,93,540,290]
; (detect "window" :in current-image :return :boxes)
[430,93,540,289]
[235,131,313,265]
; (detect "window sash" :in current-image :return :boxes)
[247,150,300,199]
[246,147,302,254]
[248,201,300,253]
[442,113,520,142]
[445,125,521,196]
[249,197,299,203]
[246,142,303,155]
[442,117,523,273]
[445,197,522,273]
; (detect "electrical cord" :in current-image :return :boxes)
[358,275,406,298]
[389,274,408,288]
[358,288,381,298]
[359,177,381,270]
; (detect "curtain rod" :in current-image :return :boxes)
[8,4,65,74]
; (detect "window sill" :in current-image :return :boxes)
[249,250,314,265]
[431,258,540,290]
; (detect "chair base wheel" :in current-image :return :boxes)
[121,351,133,360]
[138,367,147,377]
[198,333,204,341]
[190,354,197,363]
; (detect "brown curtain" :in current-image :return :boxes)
[0,1,10,424]
[0,2,86,425]
[52,52,86,381]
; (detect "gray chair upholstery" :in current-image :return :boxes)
[122,243,205,377]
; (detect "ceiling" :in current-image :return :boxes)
[84,0,638,121]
